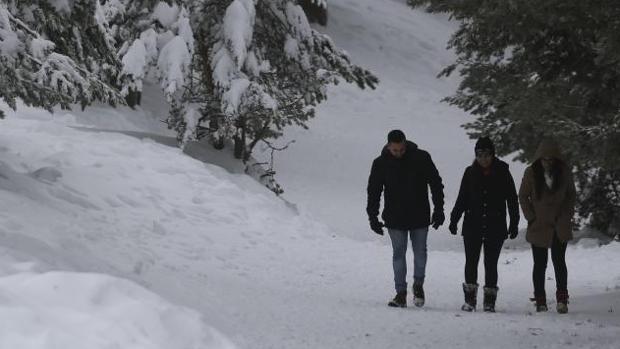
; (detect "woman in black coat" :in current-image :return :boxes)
[449,137,520,312]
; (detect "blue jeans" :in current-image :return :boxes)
[388,227,429,293]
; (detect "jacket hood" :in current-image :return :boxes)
[381,140,418,158]
[533,139,564,162]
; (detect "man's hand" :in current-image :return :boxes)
[508,223,518,239]
[448,221,458,235]
[369,219,384,235]
[431,210,445,230]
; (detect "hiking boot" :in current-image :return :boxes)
[388,291,407,308]
[556,290,569,314]
[412,282,425,307]
[461,283,478,312]
[533,296,548,312]
[483,286,498,313]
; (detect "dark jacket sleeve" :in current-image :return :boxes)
[366,158,383,220]
[424,152,444,211]
[450,167,470,224]
[504,164,520,227]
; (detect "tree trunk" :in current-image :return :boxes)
[234,135,244,159]
[125,88,141,108]
[234,118,247,160]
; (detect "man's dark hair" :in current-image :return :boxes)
[387,129,406,143]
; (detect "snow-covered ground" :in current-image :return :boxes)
[0,0,619,348]
[0,251,232,349]
[1,109,619,348]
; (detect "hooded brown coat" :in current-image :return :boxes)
[518,139,577,248]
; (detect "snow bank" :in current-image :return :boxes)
[0,105,332,348]
[0,270,234,349]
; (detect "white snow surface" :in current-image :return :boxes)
[152,1,181,28]
[120,2,194,98]
[0,261,233,349]
[0,5,22,56]
[223,0,256,70]
[157,35,191,98]
[122,39,148,81]
[46,0,72,14]
[0,0,619,348]
[29,37,55,60]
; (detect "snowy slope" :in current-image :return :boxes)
[0,255,233,349]
[0,0,619,348]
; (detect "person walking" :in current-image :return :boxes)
[519,138,576,313]
[367,129,445,308]
[448,137,520,312]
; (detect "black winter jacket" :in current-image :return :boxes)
[450,159,520,240]
[367,141,444,229]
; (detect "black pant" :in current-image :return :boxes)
[531,233,568,297]
[463,235,504,287]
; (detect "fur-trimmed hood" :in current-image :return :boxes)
[532,139,565,163]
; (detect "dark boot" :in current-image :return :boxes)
[556,290,569,314]
[412,282,425,307]
[483,286,498,312]
[533,295,548,312]
[461,283,478,312]
[388,291,407,308]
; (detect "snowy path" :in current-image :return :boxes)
[168,240,620,349]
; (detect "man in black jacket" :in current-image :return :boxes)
[367,130,445,308]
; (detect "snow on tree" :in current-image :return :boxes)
[167,0,377,162]
[0,2,122,118]
[1,0,375,196]
[101,0,194,106]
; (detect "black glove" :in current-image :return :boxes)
[369,219,384,235]
[431,210,445,230]
[448,221,458,235]
[508,223,518,239]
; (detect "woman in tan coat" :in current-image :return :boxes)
[519,139,576,313]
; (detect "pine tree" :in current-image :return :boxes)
[169,0,377,161]
[410,0,620,235]
[0,2,122,115]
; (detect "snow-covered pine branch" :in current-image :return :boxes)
[168,0,376,161]
[0,2,123,115]
[106,0,194,105]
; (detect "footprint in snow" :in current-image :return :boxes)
[31,166,62,183]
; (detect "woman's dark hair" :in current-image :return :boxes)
[532,158,562,199]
